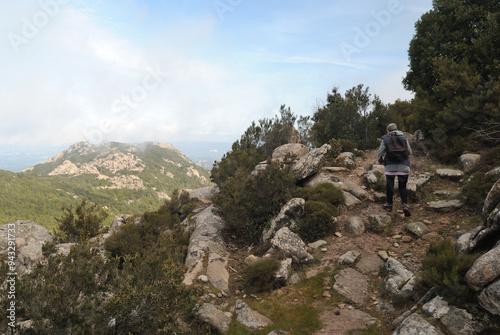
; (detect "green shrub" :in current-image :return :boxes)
[327,138,342,160]
[55,199,108,242]
[421,240,479,302]
[295,182,344,207]
[478,146,500,172]
[298,201,335,242]
[340,139,357,152]
[241,258,281,293]
[295,183,344,241]
[104,224,144,257]
[462,171,498,212]
[41,241,58,258]
[214,160,296,244]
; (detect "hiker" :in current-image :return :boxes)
[377,123,412,217]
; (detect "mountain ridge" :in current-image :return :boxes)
[0,141,212,229]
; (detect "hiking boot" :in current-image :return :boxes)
[382,203,393,212]
[402,204,411,217]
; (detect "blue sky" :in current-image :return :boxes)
[0,0,433,148]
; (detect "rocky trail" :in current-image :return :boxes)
[186,145,499,334]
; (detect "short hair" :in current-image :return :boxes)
[387,123,397,131]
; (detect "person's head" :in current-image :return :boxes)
[386,123,397,133]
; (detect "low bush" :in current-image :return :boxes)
[298,201,334,242]
[421,240,480,303]
[104,224,144,257]
[214,160,296,244]
[55,199,108,242]
[295,183,344,242]
[241,258,281,293]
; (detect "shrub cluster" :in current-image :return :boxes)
[55,199,108,242]
[295,182,344,242]
[214,160,296,244]
[241,258,281,293]
[420,240,480,303]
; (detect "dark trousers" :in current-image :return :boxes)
[386,174,409,205]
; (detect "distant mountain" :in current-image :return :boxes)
[0,141,213,229]
[0,141,231,172]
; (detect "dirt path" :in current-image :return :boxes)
[309,150,454,334]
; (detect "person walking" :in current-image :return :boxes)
[377,123,412,217]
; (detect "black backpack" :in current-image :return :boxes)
[386,133,408,162]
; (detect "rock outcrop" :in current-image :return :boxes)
[183,206,229,292]
[262,198,305,242]
[0,221,53,274]
[270,227,314,264]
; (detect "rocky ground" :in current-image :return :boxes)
[192,148,495,334]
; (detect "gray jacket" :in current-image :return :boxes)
[377,130,412,173]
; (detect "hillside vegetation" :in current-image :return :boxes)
[0,141,212,229]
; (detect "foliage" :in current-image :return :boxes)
[404,0,500,94]
[104,224,144,257]
[295,183,344,242]
[105,190,193,260]
[327,138,343,160]
[211,105,300,187]
[462,171,498,212]
[421,240,480,303]
[310,85,390,150]
[241,258,281,293]
[477,146,500,172]
[3,192,196,334]
[55,199,108,242]
[214,161,296,244]
[403,0,500,161]
[0,142,212,230]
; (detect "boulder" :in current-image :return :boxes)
[422,296,450,319]
[346,216,365,236]
[308,240,327,249]
[109,215,127,235]
[335,152,356,170]
[393,313,444,335]
[384,258,417,296]
[332,268,369,304]
[343,191,362,210]
[486,167,500,176]
[262,198,305,242]
[460,153,481,173]
[252,160,268,176]
[466,246,500,291]
[441,305,486,335]
[337,250,361,265]
[275,258,293,285]
[272,143,309,161]
[407,173,432,195]
[270,227,314,264]
[291,144,331,182]
[0,221,54,274]
[427,200,464,212]
[196,303,232,333]
[436,168,464,180]
[478,278,500,315]
[356,255,385,274]
[483,178,500,231]
[404,222,431,238]
[234,300,272,330]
